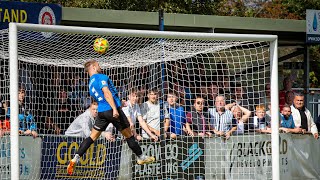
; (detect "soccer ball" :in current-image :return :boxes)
[93,37,109,54]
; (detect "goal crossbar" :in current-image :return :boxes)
[14,23,277,41]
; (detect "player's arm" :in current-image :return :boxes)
[102,86,119,117]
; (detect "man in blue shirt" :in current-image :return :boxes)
[280,105,303,133]
[67,60,155,175]
[164,91,186,139]
[6,86,38,138]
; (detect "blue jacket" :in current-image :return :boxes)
[280,114,295,129]
[6,106,37,131]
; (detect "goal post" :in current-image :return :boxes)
[270,39,279,180]
[6,22,279,180]
[9,22,20,180]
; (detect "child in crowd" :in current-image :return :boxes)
[249,105,271,133]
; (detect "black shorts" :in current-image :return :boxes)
[93,108,130,132]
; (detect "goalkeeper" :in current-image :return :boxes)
[67,60,155,175]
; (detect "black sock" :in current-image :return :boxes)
[76,137,94,157]
[126,136,142,157]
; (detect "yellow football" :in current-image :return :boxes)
[93,37,109,54]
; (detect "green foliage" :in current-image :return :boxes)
[19,0,320,19]
[282,0,320,19]
[21,0,221,14]
[309,71,319,88]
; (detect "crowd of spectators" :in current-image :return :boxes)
[0,61,319,141]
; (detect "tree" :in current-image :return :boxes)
[21,0,221,15]
[252,0,300,19]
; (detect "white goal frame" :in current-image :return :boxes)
[8,22,279,180]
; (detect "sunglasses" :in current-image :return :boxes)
[196,101,204,105]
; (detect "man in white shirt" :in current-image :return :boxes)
[291,93,318,139]
[208,96,237,139]
[141,89,166,139]
[122,89,158,141]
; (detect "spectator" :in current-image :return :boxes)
[0,96,9,137]
[279,105,303,133]
[164,91,186,139]
[43,115,61,135]
[68,74,86,105]
[191,62,211,83]
[207,82,219,107]
[291,93,318,139]
[208,96,237,139]
[57,87,73,111]
[285,91,294,106]
[137,84,148,105]
[228,104,251,135]
[218,76,232,98]
[279,77,294,110]
[229,84,251,111]
[250,105,271,133]
[6,86,38,138]
[65,102,111,138]
[45,88,76,134]
[198,83,210,111]
[140,89,162,139]
[122,89,158,141]
[65,102,98,137]
[172,80,193,111]
[185,96,212,137]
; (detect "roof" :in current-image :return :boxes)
[61,7,306,46]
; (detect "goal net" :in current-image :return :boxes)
[1,23,278,180]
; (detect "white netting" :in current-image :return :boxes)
[0,26,274,180]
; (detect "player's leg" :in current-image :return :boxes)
[67,129,102,175]
[67,112,108,175]
[115,108,155,165]
[75,129,102,157]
